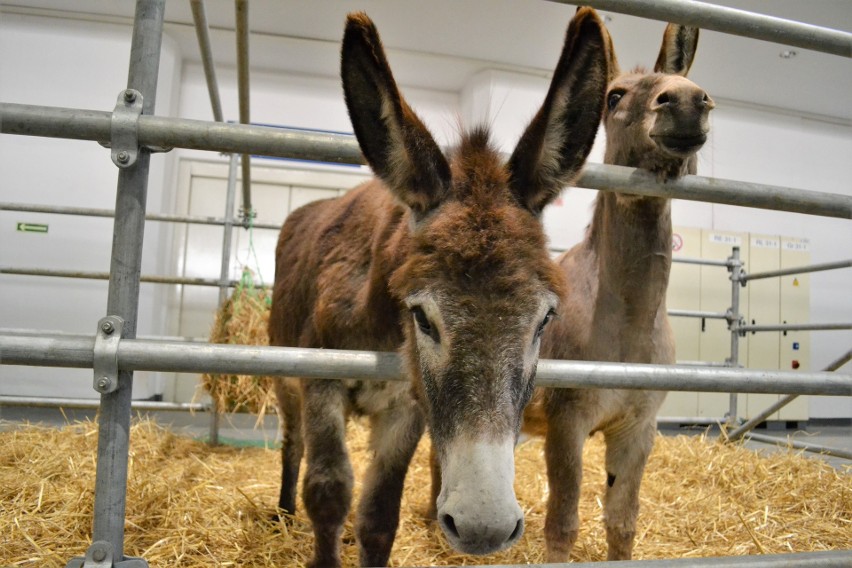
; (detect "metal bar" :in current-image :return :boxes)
[657,417,725,425]
[0,104,364,164]
[235,0,252,220]
[0,201,280,230]
[0,267,240,288]
[727,248,742,425]
[743,259,852,282]
[92,0,164,560]
[672,256,730,267]
[0,395,208,412]
[668,309,728,320]
[209,153,240,447]
[0,327,207,343]
[739,322,852,333]
[2,334,850,396]
[4,103,852,219]
[579,163,852,219]
[676,361,729,367]
[189,0,224,123]
[744,432,852,461]
[474,549,852,567]
[560,0,852,58]
[727,349,852,441]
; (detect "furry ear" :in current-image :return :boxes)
[654,24,700,76]
[507,7,609,215]
[341,12,451,216]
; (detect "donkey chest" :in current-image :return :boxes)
[343,378,412,416]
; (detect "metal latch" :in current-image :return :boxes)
[93,316,123,394]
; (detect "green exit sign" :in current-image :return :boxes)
[16,222,49,234]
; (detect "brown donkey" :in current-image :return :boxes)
[268,9,609,568]
[524,23,715,562]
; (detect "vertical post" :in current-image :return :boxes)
[91,0,164,561]
[726,246,742,426]
[235,0,253,222]
[208,152,239,446]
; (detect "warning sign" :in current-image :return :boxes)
[793,278,799,287]
[672,233,683,252]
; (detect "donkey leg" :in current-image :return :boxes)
[275,379,303,517]
[602,419,657,560]
[543,420,586,563]
[356,403,426,567]
[301,379,353,568]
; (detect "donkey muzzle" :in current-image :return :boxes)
[435,436,524,555]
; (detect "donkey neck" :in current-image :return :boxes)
[586,191,672,321]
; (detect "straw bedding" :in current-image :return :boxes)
[1,417,849,567]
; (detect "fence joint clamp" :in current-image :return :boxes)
[109,89,143,168]
[93,316,123,394]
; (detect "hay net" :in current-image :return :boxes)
[201,267,275,418]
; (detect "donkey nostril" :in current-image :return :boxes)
[656,92,670,105]
[440,513,459,538]
[509,518,524,542]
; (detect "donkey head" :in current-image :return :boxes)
[603,23,714,180]
[342,9,608,555]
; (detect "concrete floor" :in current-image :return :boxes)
[1,404,849,470]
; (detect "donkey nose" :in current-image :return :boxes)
[653,84,713,113]
[438,504,524,555]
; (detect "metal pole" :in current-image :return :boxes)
[470,550,852,567]
[742,259,852,282]
[189,0,224,123]
[235,0,253,222]
[0,395,208,412]
[553,0,852,58]
[744,432,852,461]
[727,349,852,441]
[3,103,852,219]
[91,0,164,561]
[738,322,852,333]
[0,201,280,230]
[672,256,731,267]
[0,267,240,288]
[668,309,728,320]
[727,247,742,426]
[3,334,851,396]
[208,153,240,446]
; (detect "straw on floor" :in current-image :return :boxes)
[1,417,849,567]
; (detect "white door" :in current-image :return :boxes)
[163,160,370,403]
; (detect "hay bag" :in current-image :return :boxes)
[201,271,275,418]
[1,417,849,567]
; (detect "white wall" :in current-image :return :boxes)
[0,15,848,417]
[0,14,182,399]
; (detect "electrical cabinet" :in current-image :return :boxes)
[662,228,810,423]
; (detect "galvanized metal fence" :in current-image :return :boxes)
[0,0,851,566]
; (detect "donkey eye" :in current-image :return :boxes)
[535,309,557,339]
[411,306,440,343]
[607,91,624,111]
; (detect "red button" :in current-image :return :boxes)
[791,360,800,369]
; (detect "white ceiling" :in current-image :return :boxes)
[3,0,851,121]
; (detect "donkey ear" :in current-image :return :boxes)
[507,7,609,215]
[654,24,699,76]
[341,13,451,215]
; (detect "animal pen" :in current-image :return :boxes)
[0,0,850,566]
